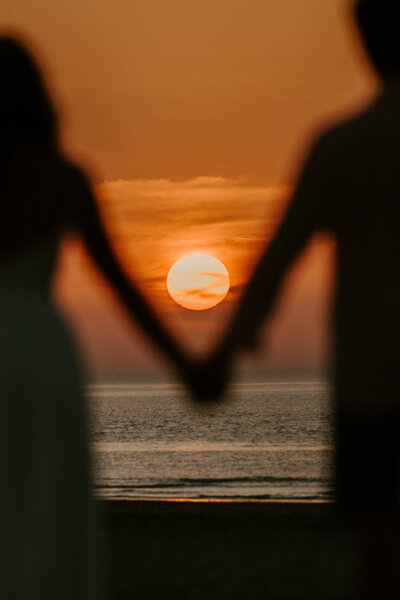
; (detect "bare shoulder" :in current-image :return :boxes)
[55,157,91,191]
[39,155,95,228]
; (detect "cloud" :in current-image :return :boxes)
[95,176,290,298]
[97,177,287,228]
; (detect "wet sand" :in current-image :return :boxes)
[100,499,358,600]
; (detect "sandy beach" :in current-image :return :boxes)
[100,499,357,600]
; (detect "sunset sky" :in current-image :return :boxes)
[2,0,377,379]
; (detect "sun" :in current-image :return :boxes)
[167,253,230,310]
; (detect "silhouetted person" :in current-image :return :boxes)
[194,1,400,597]
[0,35,190,599]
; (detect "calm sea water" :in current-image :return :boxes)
[89,381,335,500]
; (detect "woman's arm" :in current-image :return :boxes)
[70,169,188,372]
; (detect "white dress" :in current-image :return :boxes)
[0,235,99,599]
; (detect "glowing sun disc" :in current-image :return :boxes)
[167,253,230,310]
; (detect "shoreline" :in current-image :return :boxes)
[99,496,336,520]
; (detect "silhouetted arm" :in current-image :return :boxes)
[220,134,333,357]
[70,169,188,372]
[186,135,335,401]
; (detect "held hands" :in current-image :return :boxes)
[178,344,234,403]
[179,328,261,402]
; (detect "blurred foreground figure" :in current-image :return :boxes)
[195,1,400,597]
[0,35,188,599]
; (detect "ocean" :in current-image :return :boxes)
[89,380,335,500]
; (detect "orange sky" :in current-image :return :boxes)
[3,0,377,379]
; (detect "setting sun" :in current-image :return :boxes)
[166,253,230,310]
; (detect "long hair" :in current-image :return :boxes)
[0,35,58,159]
